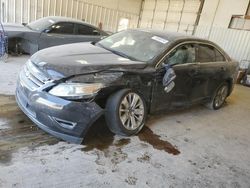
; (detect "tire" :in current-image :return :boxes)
[9,38,21,56]
[105,89,147,136]
[205,83,229,110]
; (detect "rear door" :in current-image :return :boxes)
[196,43,228,99]
[151,43,200,111]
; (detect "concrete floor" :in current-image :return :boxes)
[0,56,250,188]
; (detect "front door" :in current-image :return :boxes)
[38,22,77,50]
[151,43,200,112]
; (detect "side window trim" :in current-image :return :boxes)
[156,42,198,68]
[155,41,228,69]
[214,46,227,62]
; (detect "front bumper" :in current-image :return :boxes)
[15,76,104,144]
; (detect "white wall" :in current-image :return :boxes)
[199,0,249,28]
[83,0,142,15]
[139,0,201,34]
[0,0,142,32]
[195,0,250,63]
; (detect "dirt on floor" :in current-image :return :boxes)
[0,94,180,166]
[0,86,250,187]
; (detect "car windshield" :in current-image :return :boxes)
[26,17,56,32]
[97,30,169,62]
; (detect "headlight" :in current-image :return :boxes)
[49,83,103,99]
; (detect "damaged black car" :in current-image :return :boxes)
[16,29,238,143]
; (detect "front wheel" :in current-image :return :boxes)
[105,89,147,136]
[206,83,229,110]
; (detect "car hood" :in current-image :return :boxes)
[3,23,32,31]
[3,23,36,37]
[31,42,147,80]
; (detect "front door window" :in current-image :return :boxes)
[167,44,196,66]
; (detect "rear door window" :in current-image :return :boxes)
[76,24,100,35]
[197,44,226,63]
[197,44,216,63]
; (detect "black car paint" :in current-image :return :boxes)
[16,84,103,143]
[150,38,237,111]
[16,30,238,143]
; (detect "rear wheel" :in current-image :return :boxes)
[206,83,229,110]
[105,89,147,136]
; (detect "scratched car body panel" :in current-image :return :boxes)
[15,29,238,143]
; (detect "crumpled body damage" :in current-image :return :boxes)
[16,65,103,143]
[16,74,104,144]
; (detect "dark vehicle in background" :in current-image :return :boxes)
[4,16,108,54]
[15,29,238,143]
[240,61,250,86]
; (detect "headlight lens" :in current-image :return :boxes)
[49,83,103,99]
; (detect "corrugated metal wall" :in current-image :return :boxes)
[0,0,140,32]
[139,0,201,34]
[1,0,249,62]
[194,26,250,62]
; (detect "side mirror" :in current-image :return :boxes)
[154,66,166,82]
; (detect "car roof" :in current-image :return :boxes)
[44,16,99,29]
[132,28,230,64]
[135,28,205,43]
[134,28,227,53]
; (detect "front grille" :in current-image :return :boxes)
[20,60,50,91]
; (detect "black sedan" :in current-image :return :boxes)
[16,29,238,143]
[4,16,108,54]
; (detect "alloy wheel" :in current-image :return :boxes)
[119,92,145,131]
[214,85,228,108]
